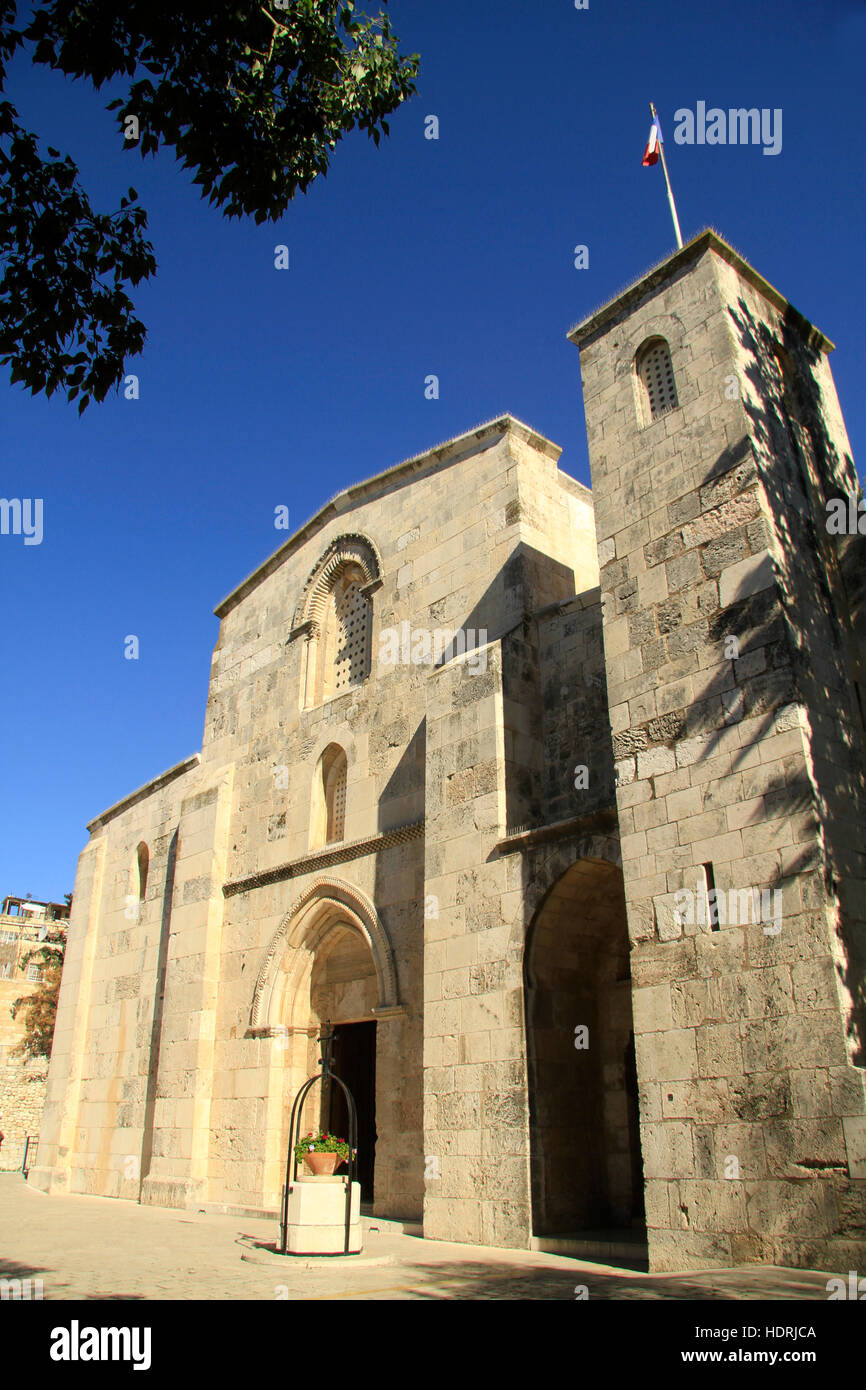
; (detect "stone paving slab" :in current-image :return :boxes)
[0,1176,840,1301]
[238,1241,397,1271]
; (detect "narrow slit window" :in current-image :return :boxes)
[136,843,149,904]
[703,862,720,932]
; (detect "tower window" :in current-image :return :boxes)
[637,338,678,421]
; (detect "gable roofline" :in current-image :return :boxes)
[213,414,561,619]
[566,227,835,355]
[87,754,201,834]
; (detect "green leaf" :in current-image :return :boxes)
[4,1,418,410]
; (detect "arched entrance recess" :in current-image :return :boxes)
[524,857,644,1235]
[251,880,399,1204]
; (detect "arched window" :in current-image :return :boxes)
[636,337,678,422]
[125,842,149,922]
[136,843,149,903]
[292,536,380,710]
[323,563,371,698]
[324,747,347,843]
[311,744,348,848]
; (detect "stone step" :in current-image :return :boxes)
[530,1230,649,1265]
[361,1214,423,1237]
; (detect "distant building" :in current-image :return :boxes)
[0,896,69,1169]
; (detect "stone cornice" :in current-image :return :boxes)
[223,820,425,897]
[87,754,201,834]
[567,228,835,355]
[497,807,618,853]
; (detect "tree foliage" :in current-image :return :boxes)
[0,2,418,411]
[10,944,64,1061]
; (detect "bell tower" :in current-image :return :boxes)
[570,229,866,1271]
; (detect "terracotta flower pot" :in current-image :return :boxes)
[303,1151,341,1176]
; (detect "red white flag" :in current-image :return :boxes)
[642,105,683,248]
[642,118,661,166]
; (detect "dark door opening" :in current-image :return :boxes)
[327,1020,377,1202]
[525,859,645,1235]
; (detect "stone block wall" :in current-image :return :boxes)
[571,230,866,1270]
[0,1059,48,1165]
[0,947,52,1164]
[29,758,201,1200]
[537,589,614,825]
[423,638,532,1248]
[140,767,234,1209]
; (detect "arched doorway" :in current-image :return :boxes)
[308,923,378,1200]
[250,879,400,1212]
[524,858,644,1235]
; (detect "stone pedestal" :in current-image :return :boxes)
[284,1176,362,1255]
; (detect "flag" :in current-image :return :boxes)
[642,117,662,166]
[642,104,683,248]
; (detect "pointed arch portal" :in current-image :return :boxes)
[249,879,401,1204]
[249,878,399,1032]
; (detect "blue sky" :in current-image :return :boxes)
[1,0,864,901]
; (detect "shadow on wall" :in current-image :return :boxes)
[674,297,866,1067]
[375,538,581,836]
[139,828,179,1194]
[732,298,866,1067]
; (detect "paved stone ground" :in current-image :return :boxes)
[0,1175,838,1301]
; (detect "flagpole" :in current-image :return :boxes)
[650,101,683,249]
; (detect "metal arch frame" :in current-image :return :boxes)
[279,1026,359,1257]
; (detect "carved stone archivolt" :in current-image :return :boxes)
[247,877,400,1033]
[289,534,383,641]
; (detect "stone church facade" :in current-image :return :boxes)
[32,230,866,1271]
